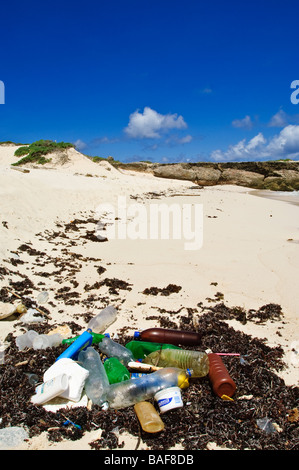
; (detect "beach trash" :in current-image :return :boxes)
[103,357,130,384]
[56,330,93,361]
[0,426,29,450]
[87,305,117,333]
[97,336,134,366]
[16,330,39,350]
[43,358,89,402]
[155,386,183,413]
[126,340,181,360]
[208,353,237,398]
[104,367,190,410]
[31,374,69,405]
[134,401,165,433]
[134,327,201,346]
[36,291,49,304]
[0,302,18,320]
[78,347,110,407]
[143,348,209,378]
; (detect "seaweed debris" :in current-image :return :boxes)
[0,305,298,451]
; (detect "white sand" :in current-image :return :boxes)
[0,144,298,450]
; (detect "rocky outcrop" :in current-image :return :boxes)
[116,160,299,191]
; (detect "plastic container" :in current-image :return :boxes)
[104,357,130,384]
[31,374,69,405]
[78,347,110,406]
[143,349,209,378]
[16,330,39,350]
[134,328,201,347]
[62,331,109,346]
[134,401,165,433]
[97,336,134,366]
[155,386,183,413]
[208,353,236,398]
[105,367,190,409]
[125,340,181,360]
[87,305,117,333]
[43,358,89,402]
[32,333,63,350]
[56,330,93,361]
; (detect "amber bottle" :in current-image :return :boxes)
[134,327,201,346]
[208,353,236,398]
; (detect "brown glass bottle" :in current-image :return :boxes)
[134,327,201,347]
[208,353,237,398]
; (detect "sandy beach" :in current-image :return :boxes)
[0,144,298,451]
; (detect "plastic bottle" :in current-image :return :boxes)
[78,347,110,406]
[134,401,165,433]
[208,353,237,398]
[56,330,93,361]
[31,374,69,405]
[104,357,130,384]
[125,340,181,360]
[16,330,39,350]
[134,327,201,346]
[105,367,190,409]
[32,333,63,350]
[87,305,117,333]
[143,349,209,378]
[97,336,134,366]
[62,332,109,346]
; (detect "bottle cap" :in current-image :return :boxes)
[134,331,140,339]
[177,371,189,389]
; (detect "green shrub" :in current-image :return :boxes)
[12,140,74,166]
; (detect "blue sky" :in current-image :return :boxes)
[1,0,299,163]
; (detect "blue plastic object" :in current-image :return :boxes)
[56,330,93,361]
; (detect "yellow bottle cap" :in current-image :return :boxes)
[177,371,189,389]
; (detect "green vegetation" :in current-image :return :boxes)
[12,140,74,166]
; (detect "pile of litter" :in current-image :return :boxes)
[0,302,298,451]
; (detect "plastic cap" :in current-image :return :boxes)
[177,371,189,389]
[134,331,140,339]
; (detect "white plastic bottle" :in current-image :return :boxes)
[31,374,69,405]
[87,305,117,333]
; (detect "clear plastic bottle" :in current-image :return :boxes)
[87,305,117,333]
[134,401,165,433]
[32,333,63,350]
[134,327,201,346]
[97,336,134,366]
[143,349,209,378]
[78,347,110,406]
[105,367,190,409]
[125,340,181,360]
[16,330,39,350]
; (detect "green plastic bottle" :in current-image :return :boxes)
[62,331,107,346]
[125,340,181,360]
[103,357,130,384]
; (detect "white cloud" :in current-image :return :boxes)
[124,107,187,139]
[210,125,299,161]
[73,139,87,151]
[268,110,289,127]
[232,115,253,130]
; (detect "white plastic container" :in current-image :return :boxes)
[154,386,183,413]
[43,358,89,402]
[31,374,69,405]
